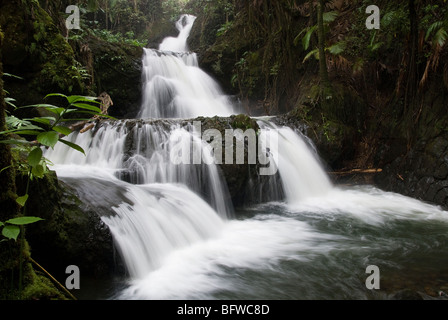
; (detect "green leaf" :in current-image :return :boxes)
[368,41,383,53]
[434,27,448,47]
[44,93,68,100]
[59,139,85,155]
[19,104,64,115]
[9,129,43,136]
[0,222,4,227]
[303,48,319,62]
[323,11,338,23]
[53,126,73,136]
[28,116,56,126]
[37,131,59,148]
[31,164,45,178]
[302,26,317,51]
[5,97,17,109]
[67,95,99,105]
[6,216,43,225]
[381,10,398,29]
[425,21,444,41]
[2,225,20,240]
[63,108,80,114]
[44,107,65,116]
[65,109,115,119]
[15,195,29,207]
[18,103,59,110]
[3,73,24,80]
[58,118,95,122]
[327,41,346,55]
[71,102,102,113]
[28,147,43,167]
[66,95,85,104]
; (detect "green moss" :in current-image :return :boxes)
[0,0,86,105]
[21,265,67,300]
[84,36,143,118]
[230,114,260,131]
[30,5,84,93]
[0,237,67,300]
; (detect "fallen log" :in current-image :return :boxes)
[329,168,383,176]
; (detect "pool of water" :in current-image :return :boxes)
[86,185,448,300]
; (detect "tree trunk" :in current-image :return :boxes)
[317,0,331,96]
[0,24,21,299]
[105,0,109,30]
[0,28,19,234]
[406,0,419,111]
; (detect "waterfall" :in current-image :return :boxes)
[42,12,448,301]
[257,121,333,205]
[44,14,339,292]
[43,13,448,300]
[138,14,234,119]
[240,119,333,206]
[159,14,196,52]
[56,165,225,280]
[47,117,232,279]
[101,182,224,279]
[46,120,233,219]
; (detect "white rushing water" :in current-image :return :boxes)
[139,14,234,119]
[45,120,232,219]
[46,14,448,300]
[257,120,333,204]
[159,14,197,52]
[55,165,226,281]
[48,117,448,300]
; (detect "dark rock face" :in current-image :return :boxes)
[274,110,357,172]
[86,37,143,119]
[196,115,283,207]
[372,78,448,210]
[20,171,124,282]
[375,134,448,209]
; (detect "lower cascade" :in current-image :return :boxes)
[257,120,333,204]
[45,14,448,300]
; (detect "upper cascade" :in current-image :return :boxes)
[138,14,235,119]
[159,14,197,53]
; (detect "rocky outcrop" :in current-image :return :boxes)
[104,115,279,207]
[375,133,448,209]
[274,108,358,172]
[18,171,124,283]
[81,37,143,119]
[197,115,282,207]
[372,77,448,209]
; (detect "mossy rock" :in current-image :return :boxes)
[146,18,178,49]
[230,114,260,131]
[0,0,86,108]
[277,105,357,170]
[21,264,68,300]
[16,170,121,286]
[85,36,143,119]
